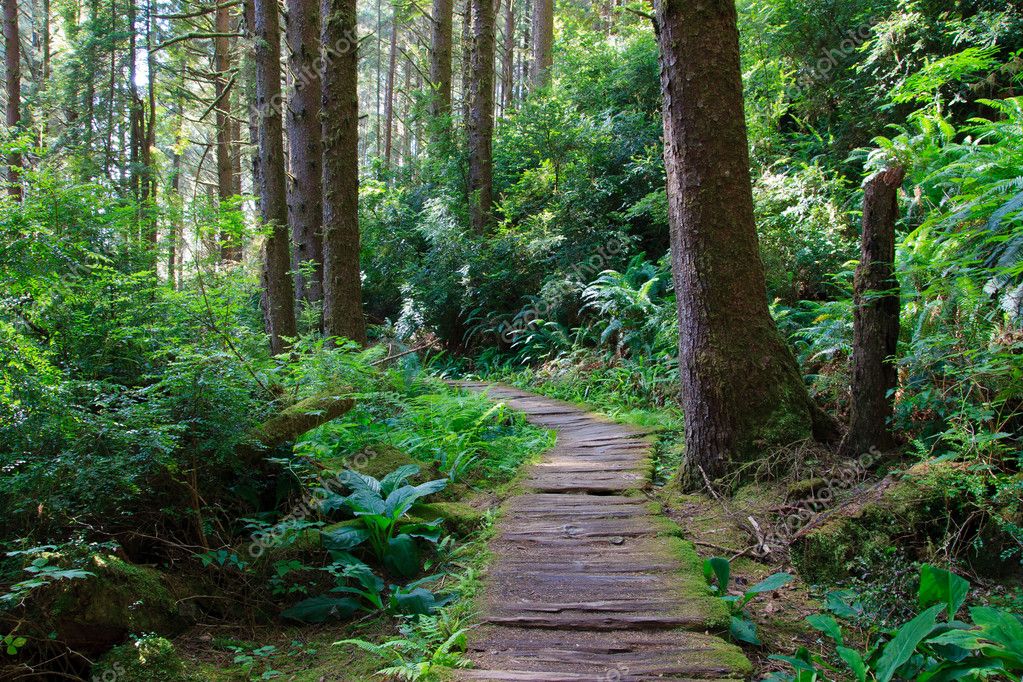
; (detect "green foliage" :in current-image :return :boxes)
[766,565,1023,681]
[703,556,794,646]
[337,613,470,682]
[321,465,447,577]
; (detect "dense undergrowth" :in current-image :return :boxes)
[3,0,1023,680]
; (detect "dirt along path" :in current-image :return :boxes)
[453,382,751,682]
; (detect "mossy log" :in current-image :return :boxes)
[252,390,355,450]
[32,554,193,655]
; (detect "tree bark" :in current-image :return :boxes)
[839,166,905,458]
[215,0,242,262]
[254,0,298,354]
[655,0,831,485]
[500,0,514,114]
[529,0,551,88]
[243,0,260,203]
[459,0,472,118]
[428,0,452,132]
[3,0,22,200]
[382,13,398,169]
[286,0,325,305]
[321,0,368,345]
[466,0,494,233]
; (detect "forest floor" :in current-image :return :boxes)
[451,382,751,682]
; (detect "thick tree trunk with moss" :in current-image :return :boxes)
[321,0,368,345]
[466,0,494,233]
[656,0,831,485]
[287,0,325,305]
[839,167,904,458]
[254,0,298,354]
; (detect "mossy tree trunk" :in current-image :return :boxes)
[655,0,833,485]
[286,0,325,305]
[839,166,905,458]
[4,0,23,201]
[254,0,298,354]
[429,0,453,142]
[466,0,494,233]
[321,0,368,345]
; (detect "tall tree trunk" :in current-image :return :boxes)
[459,0,472,118]
[839,166,905,458]
[321,0,367,345]
[529,0,551,88]
[466,0,494,233]
[382,13,398,169]
[141,0,157,255]
[243,0,260,202]
[428,0,452,136]
[4,0,23,200]
[169,82,186,289]
[128,0,143,203]
[286,0,325,305]
[655,0,834,485]
[500,0,514,114]
[215,0,243,261]
[399,60,411,165]
[254,0,298,354]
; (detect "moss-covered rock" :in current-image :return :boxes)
[92,635,188,682]
[48,554,191,654]
[408,501,486,536]
[791,460,962,583]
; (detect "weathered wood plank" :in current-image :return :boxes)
[449,383,750,681]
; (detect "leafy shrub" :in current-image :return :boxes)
[767,564,1023,681]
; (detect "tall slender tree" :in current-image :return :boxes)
[215,0,241,260]
[500,0,514,113]
[428,0,453,137]
[655,0,835,484]
[321,0,367,345]
[529,0,551,88]
[286,0,325,304]
[466,0,494,233]
[4,0,23,200]
[839,166,905,458]
[382,12,399,169]
[254,0,298,353]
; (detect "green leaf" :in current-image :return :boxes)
[321,525,369,551]
[836,646,866,682]
[382,534,421,579]
[378,465,421,497]
[703,556,730,594]
[729,615,761,645]
[383,479,448,520]
[746,572,793,595]
[918,656,1006,682]
[280,595,360,623]
[768,653,815,672]
[806,614,843,645]
[389,587,438,615]
[919,564,970,619]
[400,521,443,543]
[967,606,1023,664]
[875,604,944,682]
[826,590,864,619]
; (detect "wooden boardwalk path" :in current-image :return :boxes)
[454,383,751,682]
